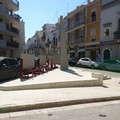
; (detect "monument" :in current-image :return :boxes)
[60,16,68,70]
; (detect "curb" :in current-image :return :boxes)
[0,79,102,91]
[0,96,120,113]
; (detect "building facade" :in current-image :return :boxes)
[42,23,56,56]
[26,31,44,57]
[65,5,86,60]
[0,0,25,57]
[86,0,101,61]
[100,0,120,60]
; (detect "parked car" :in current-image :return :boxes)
[77,58,100,69]
[68,58,77,66]
[15,57,22,65]
[0,56,20,81]
[100,59,120,71]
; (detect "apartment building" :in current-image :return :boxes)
[42,23,56,56]
[0,0,25,57]
[100,0,120,60]
[86,0,101,61]
[26,31,43,56]
[26,35,36,55]
[65,5,86,60]
[49,21,61,55]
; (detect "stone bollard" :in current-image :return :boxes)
[92,73,103,86]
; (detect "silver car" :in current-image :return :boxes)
[77,58,100,69]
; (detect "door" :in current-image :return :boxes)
[0,59,9,80]
[7,59,18,78]
[104,49,110,60]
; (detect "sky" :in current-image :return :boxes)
[18,0,87,42]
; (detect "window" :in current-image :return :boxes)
[0,2,2,5]
[104,27,111,36]
[103,23,112,37]
[91,8,96,22]
[9,59,18,66]
[0,18,3,22]
[91,28,96,41]
[0,34,3,39]
[1,59,8,66]
[81,58,89,61]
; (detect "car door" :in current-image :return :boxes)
[0,59,9,80]
[111,60,120,71]
[8,59,19,78]
[105,60,117,70]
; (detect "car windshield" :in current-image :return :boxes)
[0,57,5,62]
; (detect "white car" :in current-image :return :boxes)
[77,58,100,68]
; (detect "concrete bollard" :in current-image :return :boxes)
[92,73,103,86]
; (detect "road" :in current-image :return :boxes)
[0,101,120,120]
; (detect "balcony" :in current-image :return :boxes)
[5,0,19,11]
[11,13,22,22]
[6,25,19,35]
[67,19,86,31]
[68,37,85,45]
[8,0,19,8]
[6,40,19,48]
[0,6,22,22]
[12,0,19,6]
[0,22,19,36]
[0,39,19,49]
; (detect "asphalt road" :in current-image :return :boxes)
[0,101,120,120]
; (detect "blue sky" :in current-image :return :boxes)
[18,0,87,42]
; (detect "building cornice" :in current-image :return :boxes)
[102,0,120,10]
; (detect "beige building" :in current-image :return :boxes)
[0,0,25,57]
[65,5,86,60]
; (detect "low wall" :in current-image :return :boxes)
[21,54,34,69]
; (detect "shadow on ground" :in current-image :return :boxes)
[64,68,82,77]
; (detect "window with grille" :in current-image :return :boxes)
[90,28,96,41]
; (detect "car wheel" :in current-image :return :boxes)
[77,64,82,67]
[91,65,95,69]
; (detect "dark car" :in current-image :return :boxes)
[101,59,120,72]
[68,58,77,66]
[0,56,20,81]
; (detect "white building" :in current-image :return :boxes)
[26,30,44,56]
[100,0,120,60]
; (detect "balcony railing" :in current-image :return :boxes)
[10,13,22,22]
[0,39,19,49]
[68,37,85,45]
[67,19,86,30]
[6,40,19,48]
[6,25,19,35]
[11,0,19,7]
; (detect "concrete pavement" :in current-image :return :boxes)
[0,66,120,113]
